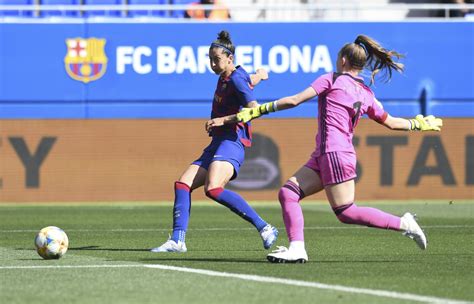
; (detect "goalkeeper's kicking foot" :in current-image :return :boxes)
[401,212,427,250]
[260,224,279,249]
[150,239,187,253]
[267,246,308,263]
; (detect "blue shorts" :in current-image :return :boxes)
[192,137,245,180]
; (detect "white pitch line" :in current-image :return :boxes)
[0,225,472,233]
[144,264,472,304]
[0,263,470,304]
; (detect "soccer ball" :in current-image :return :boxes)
[35,226,69,260]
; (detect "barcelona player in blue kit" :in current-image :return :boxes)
[151,30,278,253]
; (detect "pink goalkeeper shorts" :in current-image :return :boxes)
[304,151,357,186]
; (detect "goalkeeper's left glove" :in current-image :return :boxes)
[237,102,276,123]
[409,115,443,131]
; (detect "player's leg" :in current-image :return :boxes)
[151,164,207,253]
[267,165,323,263]
[324,152,426,249]
[171,164,207,240]
[280,166,323,243]
[205,160,278,249]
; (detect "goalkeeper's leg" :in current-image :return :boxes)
[327,181,427,249]
[322,152,427,249]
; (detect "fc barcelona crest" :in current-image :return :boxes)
[64,38,107,83]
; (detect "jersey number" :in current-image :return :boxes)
[352,101,362,127]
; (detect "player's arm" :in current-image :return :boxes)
[271,86,316,110]
[383,114,443,131]
[382,114,411,130]
[205,114,238,133]
[205,101,258,132]
[237,87,316,123]
[250,68,268,86]
[370,97,442,132]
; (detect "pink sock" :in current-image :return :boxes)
[333,203,401,231]
[278,181,305,241]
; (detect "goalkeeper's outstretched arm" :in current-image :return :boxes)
[237,87,317,123]
[271,86,317,111]
[382,115,412,131]
[383,114,443,132]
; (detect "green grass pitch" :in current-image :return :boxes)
[0,201,473,304]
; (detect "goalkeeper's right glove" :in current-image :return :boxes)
[237,102,276,123]
[409,115,443,131]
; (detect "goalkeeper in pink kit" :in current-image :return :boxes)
[233,35,443,263]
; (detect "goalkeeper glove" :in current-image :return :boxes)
[409,115,443,131]
[237,102,277,123]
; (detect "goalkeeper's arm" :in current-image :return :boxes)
[383,114,443,132]
[237,87,317,123]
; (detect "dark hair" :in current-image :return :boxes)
[339,34,404,85]
[210,30,235,56]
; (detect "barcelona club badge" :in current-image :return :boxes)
[64,38,107,83]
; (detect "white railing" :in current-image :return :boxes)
[0,3,473,21]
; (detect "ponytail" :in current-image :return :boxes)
[340,35,404,85]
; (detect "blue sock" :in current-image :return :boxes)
[171,182,191,243]
[206,187,267,231]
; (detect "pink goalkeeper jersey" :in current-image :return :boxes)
[311,72,388,156]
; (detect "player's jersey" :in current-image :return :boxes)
[210,65,255,147]
[311,72,388,156]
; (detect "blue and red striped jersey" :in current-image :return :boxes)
[210,66,255,147]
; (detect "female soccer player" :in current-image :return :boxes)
[234,34,443,263]
[151,30,278,253]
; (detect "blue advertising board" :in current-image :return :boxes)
[0,21,473,118]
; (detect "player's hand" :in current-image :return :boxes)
[237,102,276,123]
[205,118,224,133]
[255,68,269,81]
[409,115,443,131]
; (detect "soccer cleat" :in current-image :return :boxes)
[401,213,427,250]
[150,239,187,253]
[260,224,279,249]
[267,246,308,263]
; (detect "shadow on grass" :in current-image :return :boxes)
[69,246,262,253]
[69,246,268,263]
[315,259,406,264]
[140,257,268,263]
[18,247,408,264]
[69,246,150,252]
[18,258,47,261]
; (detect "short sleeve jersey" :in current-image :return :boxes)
[211,65,254,147]
[310,72,388,156]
